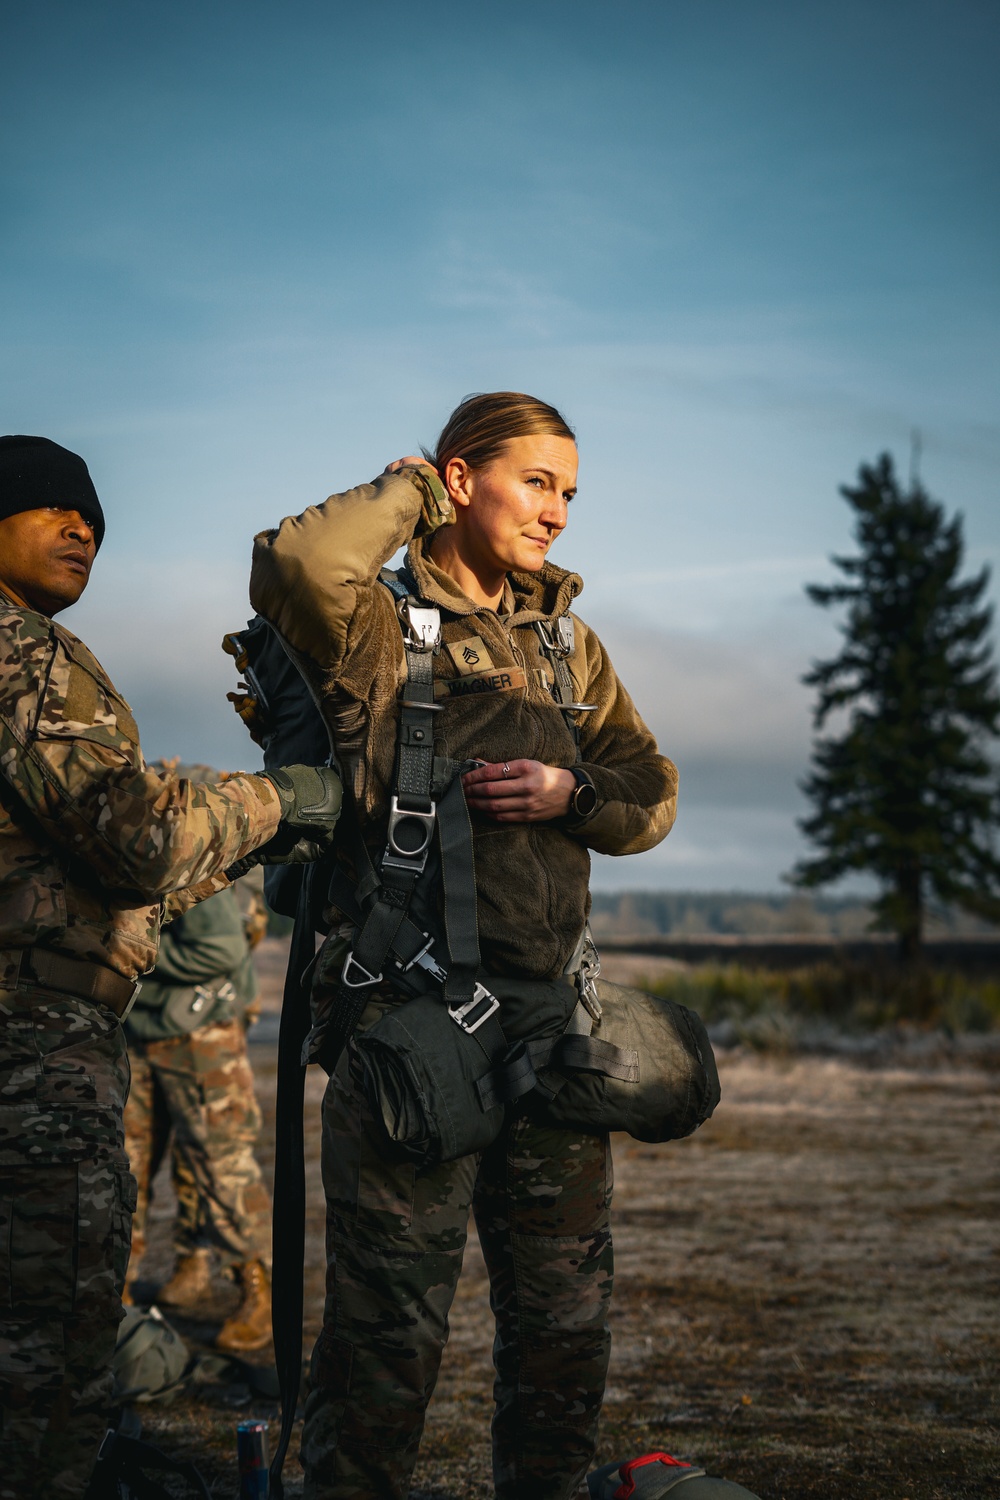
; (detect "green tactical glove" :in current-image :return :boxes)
[262,764,344,837]
[227,765,343,879]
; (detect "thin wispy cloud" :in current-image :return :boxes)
[3,0,996,889]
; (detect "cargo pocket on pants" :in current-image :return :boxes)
[0,1163,78,1316]
[113,1162,138,1297]
[311,1327,354,1393]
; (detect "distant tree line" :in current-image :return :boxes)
[587,890,999,941]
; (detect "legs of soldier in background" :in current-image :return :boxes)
[0,987,135,1500]
[121,1038,172,1304]
[300,1055,477,1500]
[474,1116,615,1500]
[156,1136,214,1310]
[170,1132,201,1258]
[135,1021,272,1344]
[162,1020,272,1271]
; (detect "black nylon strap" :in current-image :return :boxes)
[89,1432,213,1500]
[475,1045,538,1111]
[553,1031,639,1081]
[326,865,412,958]
[269,870,318,1498]
[397,647,437,808]
[438,775,481,1006]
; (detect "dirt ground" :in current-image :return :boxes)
[130,939,999,1499]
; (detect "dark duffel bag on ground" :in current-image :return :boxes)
[352,974,719,1166]
[589,1451,761,1499]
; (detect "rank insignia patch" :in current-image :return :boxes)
[447,635,495,675]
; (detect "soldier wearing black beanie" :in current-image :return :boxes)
[0,434,105,550]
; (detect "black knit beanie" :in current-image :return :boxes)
[0,435,106,550]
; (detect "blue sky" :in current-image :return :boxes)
[3,0,998,890]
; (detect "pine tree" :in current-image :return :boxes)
[792,453,1000,964]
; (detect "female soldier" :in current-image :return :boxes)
[250,392,678,1500]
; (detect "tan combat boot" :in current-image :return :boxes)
[157,1248,213,1309]
[215,1261,272,1353]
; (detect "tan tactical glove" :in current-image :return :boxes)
[384,459,455,537]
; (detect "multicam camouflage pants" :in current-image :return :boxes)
[0,983,135,1500]
[124,1019,271,1276]
[301,1051,615,1500]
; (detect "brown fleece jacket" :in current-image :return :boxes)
[250,464,677,980]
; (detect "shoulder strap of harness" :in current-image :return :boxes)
[318,568,494,1064]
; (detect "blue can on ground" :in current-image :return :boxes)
[237,1420,270,1499]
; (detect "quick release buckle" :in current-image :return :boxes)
[341,951,383,990]
[537,616,575,659]
[385,796,436,870]
[398,598,442,653]
[448,983,501,1035]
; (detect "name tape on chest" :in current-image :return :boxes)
[446,635,496,676]
[434,665,527,700]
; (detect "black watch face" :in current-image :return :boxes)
[573,781,598,817]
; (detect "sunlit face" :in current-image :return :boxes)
[0,506,97,615]
[446,433,578,577]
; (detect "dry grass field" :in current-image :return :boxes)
[129,940,999,1499]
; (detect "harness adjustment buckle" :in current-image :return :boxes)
[385,796,436,870]
[341,951,383,990]
[537,616,575,659]
[400,933,435,972]
[406,941,448,985]
[398,599,442,653]
[449,983,501,1035]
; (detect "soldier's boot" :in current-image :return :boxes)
[157,1248,213,1309]
[215,1261,272,1353]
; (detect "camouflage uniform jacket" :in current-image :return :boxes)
[0,595,281,980]
[250,465,678,981]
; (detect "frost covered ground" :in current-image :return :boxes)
[131,940,999,1500]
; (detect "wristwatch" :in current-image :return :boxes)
[568,767,598,819]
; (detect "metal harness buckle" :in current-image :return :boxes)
[384,796,436,872]
[341,951,383,990]
[577,939,602,1021]
[448,982,501,1034]
[398,598,442,652]
[538,616,575,659]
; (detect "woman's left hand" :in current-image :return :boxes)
[462,760,576,823]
